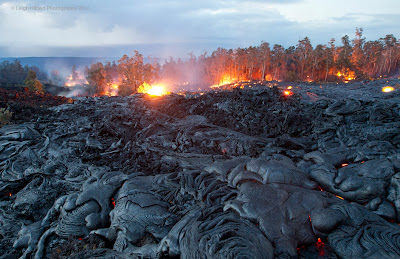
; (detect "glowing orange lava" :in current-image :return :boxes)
[315,238,326,256]
[283,90,293,96]
[382,86,395,93]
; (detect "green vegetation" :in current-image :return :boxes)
[24,70,44,94]
[0,108,12,128]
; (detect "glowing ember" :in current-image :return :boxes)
[283,90,293,96]
[287,86,292,89]
[382,86,395,93]
[341,163,349,167]
[335,195,344,200]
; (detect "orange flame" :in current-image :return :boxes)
[210,74,236,88]
[138,83,167,96]
[336,70,355,81]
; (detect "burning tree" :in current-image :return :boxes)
[117,51,158,96]
[85,51,158,96]
[81,28,400,96]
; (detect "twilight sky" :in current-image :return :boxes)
[0,0,399,58]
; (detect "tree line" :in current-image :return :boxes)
[85,28,400,95]
[160,28,399,86]
[3,28,397,96]
[0,60,46,93]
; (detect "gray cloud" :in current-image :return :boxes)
[0,0,399,57]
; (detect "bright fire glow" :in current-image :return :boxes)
[265,74,273,81]
[210,75,236,88]
[382,86,395,93]
[337,71,355,81]
[287,86,292,90]
[138,83,167,96]
[283,90,293,96]
[147,86,166,96]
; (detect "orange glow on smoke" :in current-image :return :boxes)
[64,74,88,87]
[382,86,395,93]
